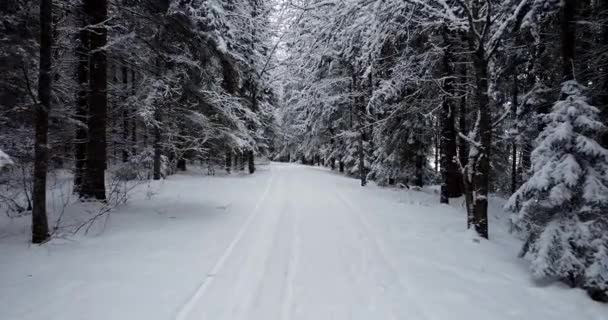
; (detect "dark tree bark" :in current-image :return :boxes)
[73,6,88,194]
[458,64,468,168]
[560,0,578,83]
[471,48,490,239]
[131,69,137,156]
[81,0,107,200]
[121,65,129,163]
[511,73,519,194]
[32,0,52,244]
[440,34,463,203]
[177,158,186,171]
[248,150,255,174]
[414,142,424,188]
[225,151,232,173]
[153,112,162,180]
[339,157,345,173]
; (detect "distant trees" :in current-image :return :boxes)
[277,0,608,300]
[0,0,278,242]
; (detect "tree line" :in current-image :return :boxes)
[0,0,279,243]
[278,0,607,301]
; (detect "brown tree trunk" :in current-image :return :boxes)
[32,0,52,244]
[81,0,107,200]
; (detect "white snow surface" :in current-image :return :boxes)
[1,163,606,320]
[0,149,13,169]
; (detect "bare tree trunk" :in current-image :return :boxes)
[81,0,107,200]
[153,112,162,180]
[32,0,52,244]
[458,64,468,168]
[225,151,231,173]
[511,73,519,194]
[130,71,138,158]
[414,142,424,188]
[561,0,577,83]
[471,50,490,239]
[121,65,129,163]
[73,5,88,194]
[248,150,255,174]
[440,34,463,203]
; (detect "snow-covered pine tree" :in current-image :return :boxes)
[507,80,608,300]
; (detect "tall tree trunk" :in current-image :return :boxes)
[73,6,88,194]
[121,65,129,163]
[440,35,463,203]
[600,1,608,148]
[81,0,107,200]
[511,73,519,194]
[471,50,490,239]
[561,0,577,83]
[130,69,137,156]
[414,141,424,188]
[32,0,52,244]
[458,65,468,168]
[153,112,162,180]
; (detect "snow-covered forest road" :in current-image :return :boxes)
[1,163,605,320]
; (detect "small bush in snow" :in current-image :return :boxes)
[506,81,608,300]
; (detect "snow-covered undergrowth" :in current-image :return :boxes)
[1,163,606,320]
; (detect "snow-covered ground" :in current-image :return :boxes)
[1,163,606,320]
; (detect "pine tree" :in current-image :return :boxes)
[507,81,608,300]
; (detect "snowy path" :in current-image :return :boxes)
[178,164,425,320]
[1,163,606,320]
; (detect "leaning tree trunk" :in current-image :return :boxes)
[32,0,52,244]
[81,0,107,200]
[73,5,88,194]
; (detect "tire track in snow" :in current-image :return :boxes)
[334,190,432,320]
[280,198,299,320]
[174,171,276,320]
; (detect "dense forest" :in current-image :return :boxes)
[1,0,279,239]
[1,0,607,303]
